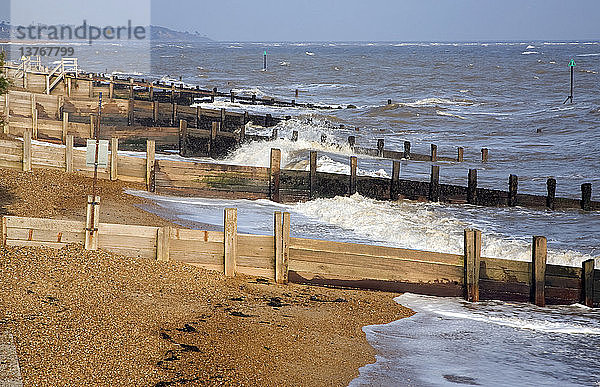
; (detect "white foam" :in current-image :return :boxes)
[292,194,597,267]
[576,53,600,57]
[436,110,467,120]
[400,97,474,108]
[522,51,540,55]
[526,45,536,49]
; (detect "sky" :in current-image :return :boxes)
[150,0,600,42]
[2,0,599,42]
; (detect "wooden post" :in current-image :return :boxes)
[457,147,464,162]
[62,112,69,143]
[431,144,437,162]
[239,121,246,143]
[146,140,156,192]
[3,93,9,134]
[109,75,114,99]
[582,259,595,307]
[581,183,592,211]
[152,101,159,125]
[546,178,556,210]
[32,108,38,139]
[291,130,298,142]
[209,121,219,157]
[89,114,95,138]
[156,227,171,262]
[85,195,100,251]
[149,84,154,101]
[170,100,176,126]
[467,169,477,205]
[531,236,547,307]
[195,106,201,128]
[251,94,256,104]
[89,75,94,98]
[348,136,356,151]
[243,111,249,125]
[349,156,357,195]
[275,211,291,284]
[391,160,400,201]
[403,141,411,159]
[224,208,238,277]
[377,139,384,157]
[128,99,134,126]
[282,212,290,284]
[464,229,481,302]
[110,138,118,181]
[65,135,73,173]
[270,149,281,203]
[508,174,518,207]
[179,120,188,157]
[310,151,317,199]
[57,95,63,120]
[22,128,32,172]
[481,148,489,163]
[429,165,440,202]
[230,90,235,103]
[66,77,72,97]
[129,78,134,99]
[265,114,272,127]
[220,108,226,125]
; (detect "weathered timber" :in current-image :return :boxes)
[547,178,556,210]
[349,157,357,195]
[464,229,482,302]
[224,208,238,277]
[531,236,547,307]
[270,149,281,202]
[508,174,518,207]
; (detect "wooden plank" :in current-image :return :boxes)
[4,216,84,231]
[6,227,84,244]
[170,228,224,242]
[224,208,237,277]
[5,239,67,249]
[479,257,531,283]
[532,236,547,307]
[98,222,159,238]
[290,237,463,266]
[289,259,463,284]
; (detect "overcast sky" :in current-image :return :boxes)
[2,1,598,42]
[150,0,600,42]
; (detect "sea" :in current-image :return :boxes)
[24,40,600,385]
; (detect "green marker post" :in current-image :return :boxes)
[564,59,576,104]
[263,50,267,71]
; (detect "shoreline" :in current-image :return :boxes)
[0,167,412,385]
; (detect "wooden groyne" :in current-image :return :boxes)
[0,134,597,212]
[3,62,490,164]
[1,209,597,307]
